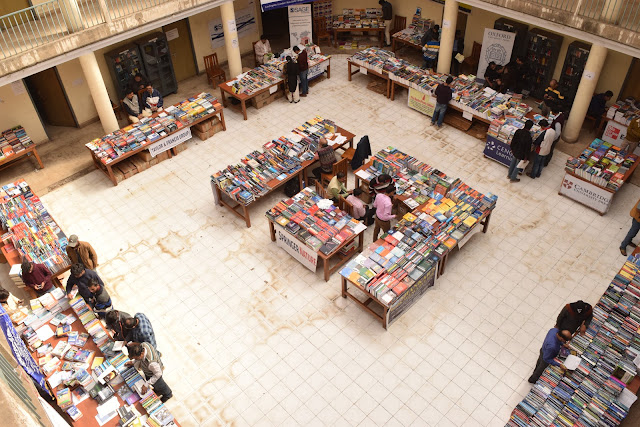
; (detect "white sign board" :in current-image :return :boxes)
[559,172,614,215]
[165,28,179,41]
[602,120,627,145]
[477,29,515,80]
[308,60,329,80]
[148,127,192,157]
[208,5,257,50]
[288,4,312,47]
[274,223,318,271]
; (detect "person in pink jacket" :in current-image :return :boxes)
[372,186,396,241]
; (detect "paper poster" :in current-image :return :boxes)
[602,120,627,145]
[274,223,318,271]
[477,28,515,80]
[208,5,257,50]
[559,172,614,214]
[11,81,25,95]
[165,28,179,41]
[408,88,435,117]
[288,4,312,47]
[227,19,237,33]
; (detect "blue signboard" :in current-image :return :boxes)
[261,0,319,12]
[483,135,513,167]
[0,306,50,397]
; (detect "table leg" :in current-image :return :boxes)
[357,233,364,252]
[243,205,251,228]
[341,276,347,298]
[219,110,227,131]
[214,185,223,207]
[32,147,44,169]
[355,176,360,190]
[220,88,227,107]
[392,38,396,52]
[241,100,247,120]
[324,257,330,282]
[386,79,390,98]
[383,306,388,330]
[482,213,492,233]
[379,32,383,48]
[334,30,338,48]
[106,165,117,186]
[269,221,276,242]
[348,61,352,81]
[298,171,303,189]
[327,64,331,79]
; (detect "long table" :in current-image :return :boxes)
[0,145,44,171]
[391,32,423,53]
[333,27,384,48]
[212,126,356,228]
[347,59,390,98]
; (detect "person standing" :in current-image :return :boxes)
[451,30,464,76]
[545,109,566,166]
[0,287,23,316]
[431,77,453,128]
[129,73,148,93]
[373,186,396,241]
[66,263,105,304]
[87,279,112,318]
[508,120,534,182]
[587,91,613,130]
[312,137,336,182]
[528,119,555,179]
[540,79,564,116]
[620,199,640,256]
[623,117,640,155]
[379,0,393,47]
[66,234,98,270]
[528,328,571,383]
[105,310,133,341]
[126,342,173,402]
[555,300,593,336]
[141,84,163,114]
[123,313,157,348]
[284,56,300,103]
[293,46,309,97]
[21,261,54,295]
[254,35,272,65]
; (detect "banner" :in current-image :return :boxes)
[288,4,313,47]
[559,172,614,215]
[483,136,513,167]
[388,263,437,325]
[274,223,318,271]
[408,88,435,117]
[209,3,257,50]
[261,0,318,12]
[477,29,515,80]
[602,121,627,145]
[148,127,192,157]
[308,60,329,80]
[0,306,50,397]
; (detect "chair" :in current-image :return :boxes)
[340,196,354,216]
[204,53,226,88]
[320,158,349,188]
[313,17,331,47]
[315,181,330,200]
[341,147,356,164]
[252,41,259,67]
[462,42,482,74]
[391,15,406,35]
[120,100,135,124]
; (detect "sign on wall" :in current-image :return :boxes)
[407,88,435,117]
[208,4,257,50]
[477,28,515,80]
[274,223,318,271]
[288,4,313,47]
[148,127,192,157]
[559,172,614,215]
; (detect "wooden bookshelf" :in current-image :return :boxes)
[558,41,591,106]
[525,28,563,99]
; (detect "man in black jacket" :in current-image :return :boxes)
[66,263,105,304]
[431,77,453,128]
[379,0,392,46]
[555,300,593,336]
[508,120,534,182]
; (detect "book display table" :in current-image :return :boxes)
[219,79,284,121]
[0,126,44,171]
[211,117,355,228]
[87,93,225,186]
[391,28,425,53]
[559,138,639,215]
[600,100,639,146]
[483,114,542,167]
[332,9,385,48]
[341,147,497,329]
[347,58,390,98]
[266,188,366,281]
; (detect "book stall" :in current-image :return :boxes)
[391,14,434,53]
[332,8,384,48]
[211,117,355,228]
[341,147,497,329]
[601,99,640,147]
[0,125,44,171]
[347,47,395,98]
[559,138,639,215]
[218,45,331,120]
[5,288,179,426]
[265,187,367,281]
[0,180,71,297]
[86,92,225,186]
[507,254,640,427]
[484,114,544,167]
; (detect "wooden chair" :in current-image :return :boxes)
[320,158,349,188]
[391,15,406,35]
[340,196,354,216]
[252,41,259,67]
[204,53,226,88]
[314,17,331,47]
[341,147,356,165]
[462,42,482,74]
[315,181,330,200]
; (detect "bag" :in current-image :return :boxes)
[284,179,300,197]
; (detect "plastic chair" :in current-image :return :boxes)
[321,158,348,188]
[314,17,331,47]
[204,53,226,88]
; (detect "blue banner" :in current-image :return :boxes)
[483,135,513,167]
[0,306,50,396]
[261,0,319,12]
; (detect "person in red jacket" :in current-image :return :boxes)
[293,46,309,97]
[21,261,54,295]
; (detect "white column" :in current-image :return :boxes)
[79,52,119,134]
[220,2,243,77]
[437,0,458,74]
[60,0,84,32]
[563,44,608,143]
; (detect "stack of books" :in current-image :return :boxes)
[228,64,284,96]
[333,9,384,29]
[0,126,34,160]
[565,138,638,191]
[164,92,222,124]
[486,117,543,145]
[349,47,395,74]
[606,98,639,126]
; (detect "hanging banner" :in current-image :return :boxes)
[477,28,515,80]
[261,0,319,12]
[274,223,318,271]
[208,4,257,50]
[288,4,313,47]
[559,172,614,215]
[0,306,50,397]
[148,127,192,157]
[408,88,435,117]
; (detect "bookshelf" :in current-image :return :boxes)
[559,41,591,105]
[134,32,178,97]
[525,28,564,99]
[493,18,529,60]
[312,0,332,31]
[104,43,145,101]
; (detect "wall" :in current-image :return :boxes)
[0,81,48,143]
[330,0,443,22]
[56,59,98,127]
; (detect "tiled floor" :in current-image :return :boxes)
[23,55,640,425]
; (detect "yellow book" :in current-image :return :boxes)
[463,216,477,227]
[91,357,104,371]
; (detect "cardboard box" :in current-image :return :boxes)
[115,159,137,179]
[193,119,212,133]
[156,151,170,162]
[149,157,159,166]
[112,168,125,183]
[131,154,149,173]
[193,128,215,141]
[138,150,153,162]
[174,142,188,154]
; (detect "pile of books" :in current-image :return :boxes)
[0,126,34,160]
[410,14,433,33]
[265,187,366,254]
[392,28,427,46]
[212,117,338,206]
[606,98,639,126]
[227,64,283,96]
[164,92,222,124]
[486,117,544,145]
[333,9,383,29]
[508,254,640,427]
[0,180,71,275]
[349,47,396,74]
[565,138,638,191]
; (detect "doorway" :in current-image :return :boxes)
[162,19,198,81]
[456,11,468,38]
[260,7,289,52]
[24,68,77,128]
[620,58,640,101]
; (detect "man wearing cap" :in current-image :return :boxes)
[555,300,593,336]
[66,235,98,270]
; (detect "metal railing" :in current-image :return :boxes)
[104,0,163,20]
[523,0,640,32]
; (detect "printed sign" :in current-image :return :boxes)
[477,29,515,80]
[209,5,257,50]
[602,120,627,145]
[408,88,435,117]
[274,223,318,271]
[387,262,437,325]
[261,0,319,11]
[308,61,328,80]
[559,172,614,214]
[483,136,513,167]
[148,127,192,157]
[288,4,312,47]
[165,28,179,41]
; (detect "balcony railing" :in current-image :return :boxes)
[524,0,640,32]
[0,0,163,59]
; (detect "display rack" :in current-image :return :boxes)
[312,0,333,31]
[134,32,178,97]
[559,41,591,105]
[525,28,564,99]
[104,43,145,101]
[493,18,529,60]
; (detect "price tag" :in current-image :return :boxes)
[360,66,368,75]
[269,85,278,95]
[462,111,473,121]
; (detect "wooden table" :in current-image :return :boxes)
[0,145,44,171]
[347,59,390,98]
[333,27,384,48]
[391,34,423,53]
[213,126,356,228]
[219,79,284,121]
[89,107,225,186]
[267,218,365,281]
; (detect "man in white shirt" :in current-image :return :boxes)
[528,119,556,179]
[254,35,272,65]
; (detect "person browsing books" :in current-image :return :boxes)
[141,84,163,113]
[88,279,112,318]
[21,261,54,295]
[293,46,309,97]
[123,313,157,348]
[555,300,593,336]
[484,62,502,91]
[620,199,640,256]
[623,117,640,155]
[284,56,300,103]
[122,90,148,123]
[327,171,350,202]
[254,35,272,65]
[508,120,534,182]
[431,76,453,128]
[379,0,393,46]
[66,234,98,270]
[66,263,105,304]
[528,328,572,383]
[0,287,23,316]
[545,109,566,166]
[105,309,133,341]
[528,119,555,179]
[347,188,375,225]
[373,186,396,241]
[368,173,394,197]
[125,342,173,402]
[540,79,564,116]
[312,137,336,182]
